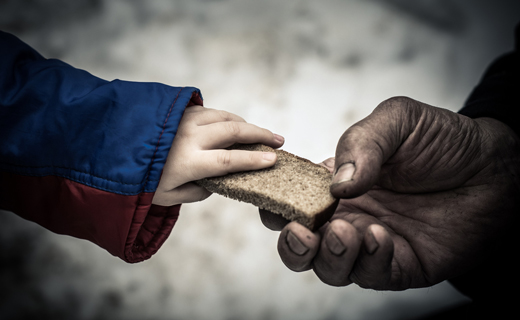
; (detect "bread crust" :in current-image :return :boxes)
[196,144,338,230]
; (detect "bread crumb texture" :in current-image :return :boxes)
[196,144,337,228]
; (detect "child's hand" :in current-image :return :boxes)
[152,106,285,206]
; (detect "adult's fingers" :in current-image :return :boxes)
[311,219,361,286]
[259,209,290,231]
[277,222,321,272]
[318,157,335,173]
[349,224,395,290]
[330,97,422,198]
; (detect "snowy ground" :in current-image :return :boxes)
[1,0,519,319]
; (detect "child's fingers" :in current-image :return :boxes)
[152,182,212,206]
[199,121,284,149]
[194,149,277,179]
[186,107,246,126]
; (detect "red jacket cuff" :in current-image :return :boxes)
[124,201,180,263]
[0,172,180,263]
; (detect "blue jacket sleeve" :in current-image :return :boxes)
[0,31,203,262]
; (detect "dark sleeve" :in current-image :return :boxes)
[448,23,520,318]
[458,24,520,135]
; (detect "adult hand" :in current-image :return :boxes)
[264,97,520,289]
[153,105,284,206]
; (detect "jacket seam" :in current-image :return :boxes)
[124,88,184,262]
[140,87,184,192]
[0,163,157,185]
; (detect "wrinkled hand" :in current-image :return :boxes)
[263,97,520,289]
[153,105,284,206]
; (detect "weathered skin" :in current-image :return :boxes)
[261,96,520,290]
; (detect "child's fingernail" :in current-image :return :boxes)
[286,231,309,256]
[263,152,277,161]
[332,162,355,184]
[274,133,285,144]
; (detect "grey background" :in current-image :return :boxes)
[1,0,519,319]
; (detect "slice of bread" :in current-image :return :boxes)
[196,144,338,231]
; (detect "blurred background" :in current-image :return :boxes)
[1,0,519,319]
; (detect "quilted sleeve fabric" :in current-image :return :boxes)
[0,31,202,263]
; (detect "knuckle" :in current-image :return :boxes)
[216,151,232,167]
[217,110,234,122]
[376,96,418,113]
[248,151,259,164]
[225,121,241,136]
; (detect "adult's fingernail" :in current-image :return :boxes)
[286,231,309,256]
[274,133,285,144]
[365,229,379,255]
[332,162,355,184]
[325,230,346,256]
[263,152,277,161]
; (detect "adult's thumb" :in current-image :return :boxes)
[330,97,419,198]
